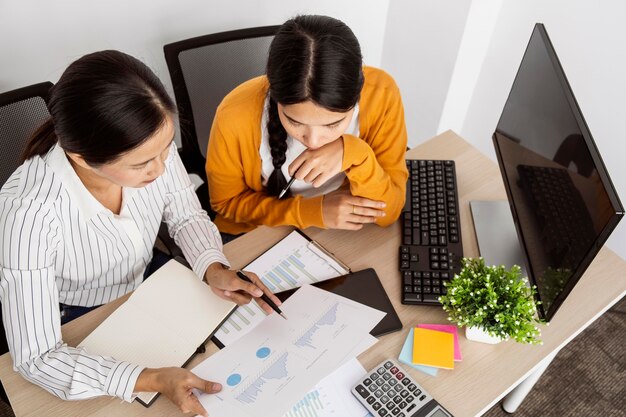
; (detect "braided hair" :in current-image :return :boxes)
[265,15,364,197]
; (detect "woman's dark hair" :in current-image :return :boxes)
[21,50,176,165]
[266,15,364,196]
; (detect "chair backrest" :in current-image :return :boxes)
[0,82,53,187]
[163,25,279,180]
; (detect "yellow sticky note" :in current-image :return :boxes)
[412,327,454,369]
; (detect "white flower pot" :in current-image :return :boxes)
[465,325,505,344]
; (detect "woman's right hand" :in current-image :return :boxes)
[322,189,386,230]
[135,367,221,417]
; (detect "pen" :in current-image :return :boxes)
[278,175,296,199]
[236,270,287,320]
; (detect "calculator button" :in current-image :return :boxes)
[376,378,385,386]
[355,384,369,399]
[408,383,417,391]
[384,361,393,369]
[414,388,422,396]
[379,409,388,416]
[398,414,405,417]
[371,373,380,380]
[402,377,411,386]
[395,372,405,380]
[394,395,403,403]
[400,389,409,398]
[375,390,383,398]
[399,401,407,408]
[377,367,386,374]
[382,383,391,392]
[383,373,391,380]
[419,394,426,401]
[363,378,372,386]
[392,407,401,415]
[367,396,376,404]
[390,366,399,374]
[406,395,414,403]
[407,404,416,413]
[389,378,398,386]
[381,395,390,403]
[373,402,382,411]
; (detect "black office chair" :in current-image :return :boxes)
[0,81,53,404]
[163,25,280,217]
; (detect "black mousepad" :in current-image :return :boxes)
[275,268,402,337]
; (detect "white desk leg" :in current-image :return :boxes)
[502,349,559,413]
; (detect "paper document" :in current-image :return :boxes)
[79,260,236,405]
[214,230,349,346]
[283,358,372,417]
[192,284,384,417]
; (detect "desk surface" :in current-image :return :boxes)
[2,130,625,417]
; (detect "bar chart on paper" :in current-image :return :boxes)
[283,359,374,417]
[214,231,349,346]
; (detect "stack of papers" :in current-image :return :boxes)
[191,284,385,417]
[398,324,462,376]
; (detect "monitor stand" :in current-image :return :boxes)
[469,201,528,276]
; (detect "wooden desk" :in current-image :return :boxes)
[1,130,624,416]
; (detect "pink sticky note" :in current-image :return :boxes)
[417,324,462,361]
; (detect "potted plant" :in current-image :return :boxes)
[438,257,544,344]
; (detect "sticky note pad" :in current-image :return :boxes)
[412,327,454,369]
[398,328,438,376]
[417,324,462,362]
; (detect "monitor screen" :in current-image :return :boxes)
[493,24,624,320]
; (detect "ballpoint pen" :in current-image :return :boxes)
[278,174,296,199]
[236,270,288,319]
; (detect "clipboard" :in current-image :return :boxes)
[212,229,350,348]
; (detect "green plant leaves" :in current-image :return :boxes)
[439,257,544,344]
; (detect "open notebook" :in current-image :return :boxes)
[78,260,236,406]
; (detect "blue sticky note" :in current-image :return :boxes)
[398,328,438,376]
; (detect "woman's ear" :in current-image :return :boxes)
[65,151,93,171]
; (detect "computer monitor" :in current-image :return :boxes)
[476,24,623,321]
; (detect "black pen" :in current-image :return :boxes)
[278,175,296,199]
[236,271,287,320]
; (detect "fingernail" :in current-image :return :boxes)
[224,291,231,297]
[380,203,386,208]
[254,289,263,297]
[213,383,222,391]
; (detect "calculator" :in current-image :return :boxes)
[351,359,454,417]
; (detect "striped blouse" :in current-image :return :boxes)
[0,142,229,402]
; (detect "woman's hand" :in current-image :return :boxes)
[203,263,282,314]
[288,138,344,187]
[135,367,221,417]
[322,189,386,230]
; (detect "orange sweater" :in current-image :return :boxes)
[206,66,408,234]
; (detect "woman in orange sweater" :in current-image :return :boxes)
[206,15,408,237]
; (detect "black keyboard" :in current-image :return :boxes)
[399,159,464,305]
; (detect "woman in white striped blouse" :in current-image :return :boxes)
[0,50,281,416]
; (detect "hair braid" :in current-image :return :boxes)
[266,98,289,197]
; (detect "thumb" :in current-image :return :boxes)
[192,376,222,394]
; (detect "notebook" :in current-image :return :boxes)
[78,260,236,406]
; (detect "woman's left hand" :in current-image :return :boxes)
[288,138,344,188]
[203,263,282,314]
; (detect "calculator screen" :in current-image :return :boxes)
[429,408,451,417]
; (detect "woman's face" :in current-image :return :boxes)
[94,115,176,188]
[277,101,354,149]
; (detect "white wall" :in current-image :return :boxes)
[451,0,626,258]
[381,0,471,147]
[0,0,389,95]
